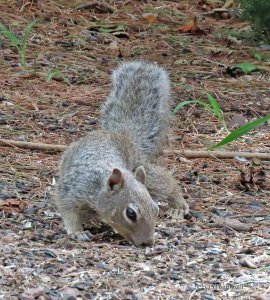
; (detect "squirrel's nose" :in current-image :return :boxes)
[140,238,155,247]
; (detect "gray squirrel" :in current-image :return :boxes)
[55,61,189,247]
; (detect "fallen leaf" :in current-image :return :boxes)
[238,160,267,191]
[142,13,158,24]
[227,62,260,76]
[228,114,248,130]
[208,216,252,232]
[0,199,27,213]
[178,16,205,35]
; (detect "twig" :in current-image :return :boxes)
[207,216,252,232]
[228,213,270,219]
[0,139,66,152]
[202,57,227,68]
[165,149,270,160]
[1,138,270,160]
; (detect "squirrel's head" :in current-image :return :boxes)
[98,166,159,247]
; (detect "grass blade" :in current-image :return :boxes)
[206,93,222,120]
[209,114,270,150]
[173,100,193,115]
[0,22,19,48]
[195,99,213,114]
[206,93,228,132]
[21,20,37,46]
[46,68,70,85]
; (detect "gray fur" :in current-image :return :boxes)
[101,61,171,159]
[55,61,189,247]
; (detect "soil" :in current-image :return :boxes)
[0,1,269,299]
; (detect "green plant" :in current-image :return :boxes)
[209,114,270,150]
[46,68,70,85]
[173,94,270,150]
[173,93,228,133]
[253,52,270,62]
[230,62,260,74]
[0,20,37,68]
[239,0,270,41]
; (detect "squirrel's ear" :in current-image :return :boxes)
[108,168,124,192]
[134,165,146,185]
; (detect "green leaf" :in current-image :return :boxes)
[209,114,270,150]
[233,62,259,74]
[0,21,37,68]
[253,52,269,62]
[195,99,213,114]
[46,68,70,85]
[253,52,263,61]
[98,24,127,33]
[0,22,19,48]
[21,20,37,47]
[206,93,222,120]
[206,93,229,133]
[173,100,193,115]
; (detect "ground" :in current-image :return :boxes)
[0,1,270,299]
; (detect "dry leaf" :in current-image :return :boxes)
[178,16,205,35]
[0,199,27,213]
[238,160,267,191]
[228,114,248,130]
[142,13,158,24]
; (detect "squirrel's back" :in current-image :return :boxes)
[101,61,171,159]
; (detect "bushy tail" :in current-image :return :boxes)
[101,61,171,159]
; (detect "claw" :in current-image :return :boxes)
[167,208,185,220]
[70,231,93,241]
[167,198,189,220]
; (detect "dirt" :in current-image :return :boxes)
[0,1,269,299]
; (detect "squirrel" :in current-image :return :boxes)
[55,61,189,247]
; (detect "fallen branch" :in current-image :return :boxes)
[167,149,270,160]
[0,139,66,152]
[0,138,270,160]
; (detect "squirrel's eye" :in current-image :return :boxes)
[126,207,137,222]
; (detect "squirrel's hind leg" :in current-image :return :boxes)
[145,164,189,219]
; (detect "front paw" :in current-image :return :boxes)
[167,207,188,220]
[70,231,93,241]
[167,198,189,219]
